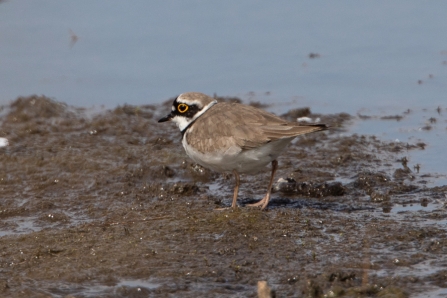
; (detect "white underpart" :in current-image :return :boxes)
[171,100,217,131]
[183,136,294,174]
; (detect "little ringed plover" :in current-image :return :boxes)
[158,92,327,210]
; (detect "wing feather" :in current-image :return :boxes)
[186,102,327,153]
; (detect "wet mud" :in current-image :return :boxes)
[0,95,446,297]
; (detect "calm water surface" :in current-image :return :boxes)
[1,1,446,113]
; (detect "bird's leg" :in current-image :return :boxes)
[231,170,240,209]
[215,170,240,210]
[247,160,278,210]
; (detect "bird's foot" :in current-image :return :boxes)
[246,201,264,207]
[246,196,269,210]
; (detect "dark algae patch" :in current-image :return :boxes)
[0,95,446,297]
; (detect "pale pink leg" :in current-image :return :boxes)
[231,170,240,209]
[247,160,278,210]
[215,170,240,210]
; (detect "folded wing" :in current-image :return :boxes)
[187,102,327,153]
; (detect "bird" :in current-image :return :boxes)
[158,92,327,210]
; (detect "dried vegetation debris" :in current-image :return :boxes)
[0,95,445,297]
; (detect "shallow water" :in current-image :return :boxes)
[346,105,447,187]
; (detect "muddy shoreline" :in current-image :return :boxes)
[0,95,446,297]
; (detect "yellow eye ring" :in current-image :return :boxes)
[178,103,189,113]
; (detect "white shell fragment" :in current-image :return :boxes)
[297,117,321,123]
[0,137,9,147]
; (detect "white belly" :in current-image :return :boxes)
[182,136,293,174]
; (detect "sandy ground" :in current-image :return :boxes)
[0,95,446,297]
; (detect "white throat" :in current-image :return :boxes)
[172,100,217,132]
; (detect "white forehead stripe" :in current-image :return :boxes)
[177,98,205,107]
[177,93,208,107]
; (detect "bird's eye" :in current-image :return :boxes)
[178,103,189,113]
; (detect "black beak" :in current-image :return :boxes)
[158,113,173,123]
